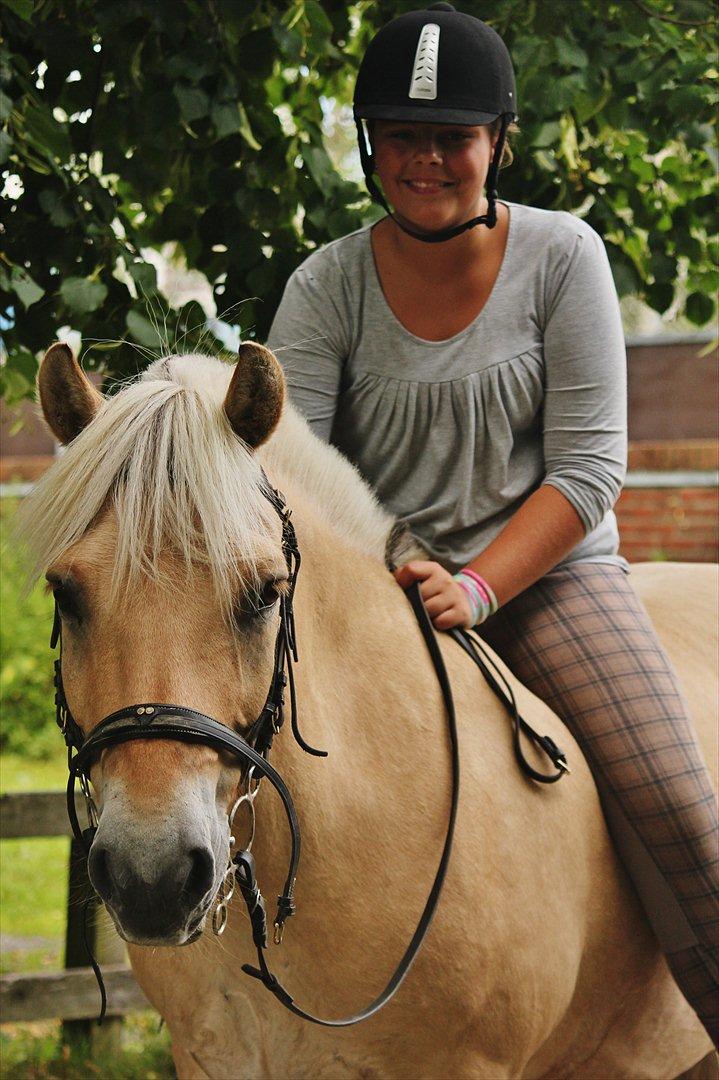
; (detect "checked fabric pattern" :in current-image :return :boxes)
[479,562,719,1043]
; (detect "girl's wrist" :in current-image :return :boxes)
[452,569,499,626]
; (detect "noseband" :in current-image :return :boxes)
[51,477,568,1027]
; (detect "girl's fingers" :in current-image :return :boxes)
[393,562,471,631]
[433,606,470,631]
[419,578,446,602]
[423,593,451,618]
[394,560,448,591]
[423,587,466,618]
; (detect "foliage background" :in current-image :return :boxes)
[1,498,55,758]
[1,0,718,402]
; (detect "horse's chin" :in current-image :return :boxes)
[105,904,210,947]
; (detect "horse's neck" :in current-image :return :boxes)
[260,410,396,564]
[285,485,406,706]
[253,484,426,857]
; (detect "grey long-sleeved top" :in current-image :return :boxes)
[267,202,627,573]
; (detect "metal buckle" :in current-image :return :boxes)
[228,791,257,852]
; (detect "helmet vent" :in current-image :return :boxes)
[408,23,440,101]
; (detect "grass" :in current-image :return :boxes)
[0,1014,174,1079]
[0,837,68,974]
[1,499,59,761]
[0,754,68,793]
[1,754,69,974]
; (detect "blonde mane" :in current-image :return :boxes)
[18,353,394,612]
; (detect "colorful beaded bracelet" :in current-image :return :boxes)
[452,569,499,626]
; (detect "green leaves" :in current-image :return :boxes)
[237,103,261,151]
[211,101,243,139]
[2,0,717,398]
[9,266,44,309]
[59,277,108,314]
[38,188,75,227]
[174,84,210,123]
[127,261,158,295]
[2,0,33,22]
[555,38,588,70]
[686,292,715,325]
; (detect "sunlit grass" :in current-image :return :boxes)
[1,499,59,762]
[0,836,68,973]
[1,754,69,974]
[0,1013,174,1079]
[1,753,67,793]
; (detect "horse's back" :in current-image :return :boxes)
[630,561,718,790]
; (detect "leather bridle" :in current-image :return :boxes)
[51,477,568,1026]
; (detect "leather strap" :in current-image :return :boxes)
[238,581,461,1026]
[449,628,569,783]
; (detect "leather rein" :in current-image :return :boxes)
[51,478,568,1026]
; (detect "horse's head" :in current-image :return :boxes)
[25,342,291,945]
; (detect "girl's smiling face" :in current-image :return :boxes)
[372,120,498,234]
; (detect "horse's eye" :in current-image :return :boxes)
[256,581,280,611]
[53,584,83,624]
[238,579,285,624]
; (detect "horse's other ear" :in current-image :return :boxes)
[38,342,104,445]
[224,342,285,449]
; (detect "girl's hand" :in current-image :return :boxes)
[393,560,473,631]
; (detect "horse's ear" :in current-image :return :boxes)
[223,342,284,449]
[38,342,104,445]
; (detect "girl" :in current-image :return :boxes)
[267,3,718,1042]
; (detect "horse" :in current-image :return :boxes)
[18,340,716,1079]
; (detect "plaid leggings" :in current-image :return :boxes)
[478,561,719,1043]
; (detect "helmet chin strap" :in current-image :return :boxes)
[356,115,509,244]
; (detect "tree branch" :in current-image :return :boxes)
[628,0,717,27]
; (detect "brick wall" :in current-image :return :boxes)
[616,440,718,563]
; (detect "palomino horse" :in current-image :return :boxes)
[20,342,716,1079]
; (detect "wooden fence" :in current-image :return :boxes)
[0,789,151,1032]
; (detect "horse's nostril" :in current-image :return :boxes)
[183,846,215,905]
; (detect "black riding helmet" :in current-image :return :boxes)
[353,2,517,243]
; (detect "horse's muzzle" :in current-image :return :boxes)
[88,840,216,944]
